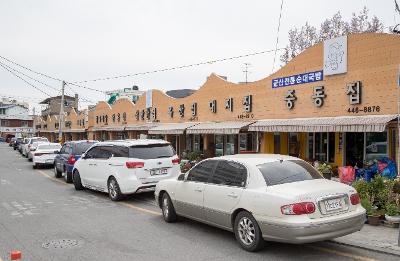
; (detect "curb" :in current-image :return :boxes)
[329,239,400,257]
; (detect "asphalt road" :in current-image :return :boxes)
[0,142,397,261]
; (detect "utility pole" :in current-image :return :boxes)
[243,63,251,84]
[58,81,65,143]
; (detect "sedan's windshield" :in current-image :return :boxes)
[129,144,175,160]
[74,142,97,154]
[257,160,322,186]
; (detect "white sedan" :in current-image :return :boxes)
[155,154,366,252]
[32,143,62,169]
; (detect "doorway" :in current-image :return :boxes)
[345,133,364,167]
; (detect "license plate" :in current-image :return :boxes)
[324,198,342,212]
[46,159,54,163]
[150,168,168,176]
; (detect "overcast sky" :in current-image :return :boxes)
[0,0,397,113]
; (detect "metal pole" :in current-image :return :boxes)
[397,65,400,247]
[58,81,65,143]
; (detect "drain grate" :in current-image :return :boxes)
[42,239,82,249]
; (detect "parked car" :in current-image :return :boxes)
[0,137,5,142]
[32,143,62,169]
[54,140,98,183]
[13,137,24,150]
[9,137,17,147]
[28,141,49,161]
[18,138,28,154]
[73,139,180,201]
[155,154,366,252]
[22,137,49,157]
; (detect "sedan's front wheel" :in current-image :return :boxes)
[234,211,264,252]
[161,193,177,223]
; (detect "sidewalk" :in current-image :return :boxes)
[331,224,400,256]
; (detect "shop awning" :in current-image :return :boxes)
[63,129,86,133]
[148,122,199,135]
[186,121,254,134]
[248,115,398,133]
[125,123,159,131]
[92,126,125,131]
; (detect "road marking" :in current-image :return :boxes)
[119,202,161,216]
[37,170,67,185]
[308,245,380,261]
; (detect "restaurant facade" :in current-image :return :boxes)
[36,33,400,169]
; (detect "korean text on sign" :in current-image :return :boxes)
[272,70,324,88]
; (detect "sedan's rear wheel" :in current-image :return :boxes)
[161,193,177,223]
[234,211,264,252]
[108,177,123,201]
[54,164,62,178]
[64,170,73,183]
[73,170,84,190]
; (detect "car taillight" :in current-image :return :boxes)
[67,155,76,165]
[281,202,316,215]
[172,158,180,165]
[350,193,360,205]
[126,162,145,168]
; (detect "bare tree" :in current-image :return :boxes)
[280,7,384,64]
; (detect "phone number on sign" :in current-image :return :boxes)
[347,106,380,113]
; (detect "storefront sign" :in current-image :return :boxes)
[225,98,233,111]
[151,107,157,120]
[243,95,252,112]
[346,81,362,105]
[312,86,326,107]
[168,106,174,118]
[140,110,145,120]
[272,70,323,88]
[209,100,217,113]
[191,102,197,116]
[135,111,139,120]
[237,113,254,120]
[284,90,297,109]
[347,106,380,114]
[324,35,347,76]
[179,104,185,117]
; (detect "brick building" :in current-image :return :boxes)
[36,33,400,169]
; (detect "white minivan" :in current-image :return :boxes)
[72,139,180,201]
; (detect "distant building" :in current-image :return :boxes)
[105,86,144,105]
[39,94,78,118]
[0,102,33,139]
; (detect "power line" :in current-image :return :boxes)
[0,63,52,97]
[272,0,284,73]
[72,48,284,84]
[0,55,62,82]
[0,61,60,92]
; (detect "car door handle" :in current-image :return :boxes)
[227,193,238,198]
[89,163,97,166]
[194,188,203,192]
[109,163,124,166]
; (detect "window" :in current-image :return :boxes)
[308,132,335,162]
[96,116,99,124]
[239,133,257,153]
[59,145,67,154]
[187,160,216,182]
[215,135,224,157]
[107,146,129,157]
[210,160,247,187]
[258,160,322,186]
[2,120,10,127]
[129,143,175,160]
[288,133,299,157]
[365,132,388,161]
[273,133,280,154]
[73,142,97,155]
[225,135,237,155]
[65,145,73,155]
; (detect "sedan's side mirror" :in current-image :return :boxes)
[81,153,87,159]
[177,173,185,181]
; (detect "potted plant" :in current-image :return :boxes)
[361,198,381,225]
[385,203,400,223]
[317,163,333,180]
